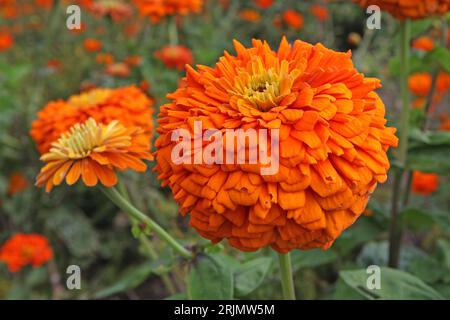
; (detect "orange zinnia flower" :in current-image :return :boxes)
[355,0,449,20]
[133,0,203,22]
[96,52,115,65]
[412,171,439,195]
[283,9,304,30]
[31,86,154,154]
[441,119,450,130]
[0,31,14,52]
[239,9,261,23]
[36,118,153,192]
[255,0,274,9]
[0,233,53,273]
[154,38,398,253]
[155,45,194,71]
[412,36,435,51]
[105,62,130,77]
[124,55,142,67]
[310,5,329,22]
[7,173,29,195]
[89,0,133,21]
[409,72,450,97]
[83,38,102,52]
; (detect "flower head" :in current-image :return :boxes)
[412,171,439,195]
[133,0,203,22]
[7,173,28,196]
[0,233,53,272]
[155,45,194,71]
[310,5,329,22]
[412,36,435,51]
[83,38,102,52]
[89,0,134,21]
[255,0,274,9]
[283,10,304,30]
[36,118,152,192]
[0,31,14,52]
[355,0,449,20]
[31,86,154,154]
[154,38,398,252]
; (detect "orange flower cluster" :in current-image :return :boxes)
[408,72,450,108]
[154,38,398,252]
[31,86,154,154]
[36,118,153,192]
[7,173,29,196]
[1,0,53,19]
[155,45,194,71]
[412,171,439,195]
[133,0,203,22]
[0,31,14,52]
[355,0,449,20]
[412,36,435,51]
[0,233,53,272]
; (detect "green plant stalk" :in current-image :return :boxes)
[168,17,179,45]
[277,253,296,300]
[388,19,411,268]
[101,186,193,259]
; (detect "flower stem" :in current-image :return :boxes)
[101,186,193,259]
[388,19,411,268]
[168,17,179,46]
[278,252,296,300]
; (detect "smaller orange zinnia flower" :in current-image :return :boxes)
[0,233,53,273]
[83,38,102,52]
[0,31,14,52]
[283,9,304,30]
[96,52,114,65]
[155,45,193,71]
[441,119,450,131]
[239,9,261,23]
[36,118,153,192]
[310,5,329,22]
[7,173,29,196]
[254,0,274,9]
[124,55,142,67]
[412,36,435,51]
[105,62,130,77]
[412,171,439,195]
[408,72,432,96]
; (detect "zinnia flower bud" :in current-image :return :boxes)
[154,38,398,252]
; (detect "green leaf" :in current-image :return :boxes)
[425,46,450,72]
[290,249,337,271]
[340,267,444,300]
[94,263,154,299]
[437,239,450,269]
[407,145,450,174]
[408,255,445,284]
[187,254,233,300]
[400,208,435,232]
[234,257,272,297]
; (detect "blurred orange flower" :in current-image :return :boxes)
[36,118,153,192]
[89,0,133,21]
[124,55,142,67]
[83,38,102,52]
[96,52,115,65]
[0,31,14,52]
[412,36,435,51]
[255,0,274,9]
[154,38,398,252]
[7,173,28,196]
[31,86,154,154]
[133,0,203,22]
[239,9,261,23]
[310,5,329,21]
[412,171,439,195]
[105,62,131,77]
[409,72,450,97]
[0,234,53,273]
[355,0,449,20]
[155,45,193,71]
[283,9,304,30]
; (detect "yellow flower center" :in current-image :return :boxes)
[232,58,300,112]
[68,89,112,109]
[41,118,131,161]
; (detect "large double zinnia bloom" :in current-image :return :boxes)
[154,38,398,252]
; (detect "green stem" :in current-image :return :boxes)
[101,186,193,259]
[278,253,296,300]
[388,19,411,268]
[168,17,179,45]
[397,19,411,167]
